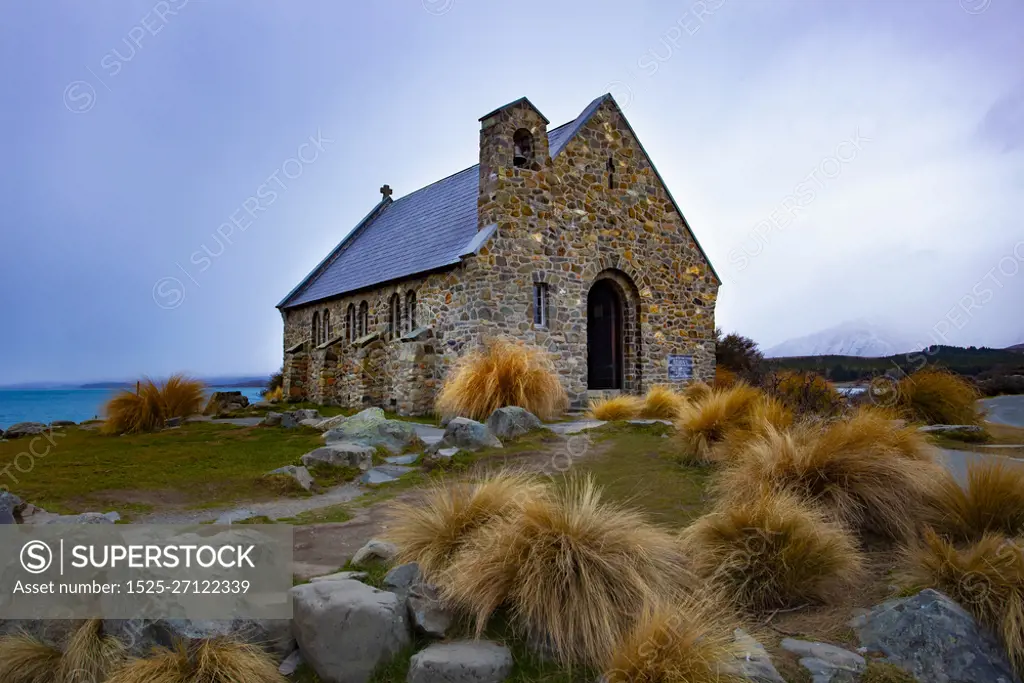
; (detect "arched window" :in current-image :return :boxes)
[513,128,534,169]
[345,304,355,343]
[322,309,331,343]
[311,311,320,345]
[389,293,401,340]
[405,290,417,333]
[358,301,369,338]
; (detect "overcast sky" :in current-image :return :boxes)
[1,0,1021,384]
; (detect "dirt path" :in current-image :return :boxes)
[136,482,364,524]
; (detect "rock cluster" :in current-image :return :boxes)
[203,391,250,416]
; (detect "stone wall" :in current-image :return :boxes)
[280,96,718,414]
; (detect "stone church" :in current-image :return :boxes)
[277,94,719,415]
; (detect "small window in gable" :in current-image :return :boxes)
[607,156,615,189]
[346,304,355,343]
[406,291,417,333]
[323,309,331,343]
[358,301,369,338]
[311,311,320,345]
[389,293,401,340]
[533,283,549,328]
[513,128,534,169]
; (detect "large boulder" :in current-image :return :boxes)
[851,589,1018,682]
[408,641,513,683]
[203,391,249,416]
[3,422,47,439]
[293,408,321,422]
[486,407,542,441]
[301,443,375,471]
[731,629,785,683]
[291,579,410,683]
[408,584,453,639]
[435,418,502,452]
[323,408,419,454]
[383,562,421,602]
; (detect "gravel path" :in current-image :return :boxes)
[137,482,364,524]
[981,395,1024,429]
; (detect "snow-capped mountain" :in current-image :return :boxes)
[765,321,919,358]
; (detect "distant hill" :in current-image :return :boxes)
[1008,343,1024,353]
[765,320,918,358]
[770,345,1023,382]
[1,374,271,391]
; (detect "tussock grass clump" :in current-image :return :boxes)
[715,411,945,541]
[640,385,687,419]
[435,338,569,421]
[927,461,1024,542]
[263,385,284,402]
[446,476,691,667]
[683,381,712,403]
[682,489,864,612]
[107,638,285,683]
[58,619,127,683]
[604,592,744,683]
[675,385,788,464]
[589,395,644,421]
[387,470,547,582]
[101,374,206,435]
[0,633,61,683]
[896,367,982,426]
[901,529,1024,674]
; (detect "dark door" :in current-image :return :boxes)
[588,280,622,390]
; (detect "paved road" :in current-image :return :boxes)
[939,447,1024,486]
[981,395,1024,428]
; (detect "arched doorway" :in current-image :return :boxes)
[587,279,624,390]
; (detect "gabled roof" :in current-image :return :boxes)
[279,94,718,309]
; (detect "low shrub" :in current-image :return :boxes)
[262,367,284,397]
[769,370,844,416]
[715,411,945,541]
[445,476,691,667]
[896,367,982,426]
[640,385,687,419]
[387,470,547,583]
[435,338,569,421]
[713,366,738,389]
[901,530,1024,675]
[101,374,206,435]
[106,638,285,683]
[926,460,1024,542]
[682,489,864,612]
[604,591,743,683]
[675,385,788,464]
[588,395,644,421]
[263,386,284,402]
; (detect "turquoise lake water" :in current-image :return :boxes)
[0,387,265,428]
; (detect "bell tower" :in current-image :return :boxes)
[477,96,550,229]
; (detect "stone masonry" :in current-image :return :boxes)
[280,95,719,414]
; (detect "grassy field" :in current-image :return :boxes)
[0,422,324,514]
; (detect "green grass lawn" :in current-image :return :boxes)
[0,422,324,514]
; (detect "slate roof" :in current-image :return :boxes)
[279,94,716,309]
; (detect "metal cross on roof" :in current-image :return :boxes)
[380,184,393,199]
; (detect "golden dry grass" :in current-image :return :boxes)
[682,489,864,612]
[604,592,744,683]
[897,367,982,426]
[715,411,945,542]
[106,639,285,683]
[387,470,547,583]
[589,395,644,421]
[58,619,127,683]
[445,476,692,667]
[101,374,207,435]
[683,381,713,403]
[0,633,61,683]
[926,460,1024,542]
[901,529,1024,675]
[675,385,789,465]
[263,386,284,402]
[640,385,687,420]
[435,338,569,421]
